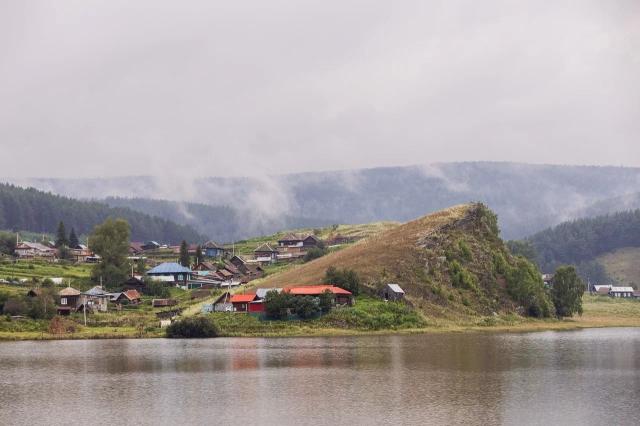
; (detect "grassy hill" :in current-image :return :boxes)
[597,247,640,288]
[254,203,551,321]
[230,221,399,256]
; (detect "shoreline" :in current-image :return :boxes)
[2,315,639,341]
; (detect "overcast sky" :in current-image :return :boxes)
[0,0,638,178]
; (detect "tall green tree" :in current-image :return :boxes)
[0,231,16,256]
[55,221,68,248]
[325,266,360,296]
[68,227,79,249]
[551,266,584,318]
[90,218,131,289]
[195,245,203,264]
[179,240,190,267]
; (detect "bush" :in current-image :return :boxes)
[293,296,321,319]
[166,316,219,338]
[449,260,478,291]
[264,291,295,320]
[505,257,553,318]
[325,267,360,296]
[304,247,327,262]
[48,316,78,334]
[145,280,170,298]
[2,298,27,316]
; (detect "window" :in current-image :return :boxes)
[61,298,67,305]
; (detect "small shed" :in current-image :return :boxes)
[381,283,405,301]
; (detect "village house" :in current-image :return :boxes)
[254,243,278,264]
[15,242,57,260]
[111,289,142,305]
[210,292,233,312]
[146,262,192,286]
[203,241,228,259]
[609,286,635,298]
[57,286,81,315]
[380,283,405,301]
[79,286,109,312]
[122,276,145,292]
[141,241,161,251]
[129,242,145,255]
[229,255,247,269]
[230,294,258,312]
[193,261,217,271]
[69,244,93,263]
[284,285,354,306]
[593,285,635,298]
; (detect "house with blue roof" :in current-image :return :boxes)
[147,262,192,286]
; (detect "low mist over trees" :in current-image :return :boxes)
[0,183,204,243]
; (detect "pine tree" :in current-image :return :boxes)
[69,227,79,249]
[55,221,68,248]
[179,240,190,267]
[195,245,203,264]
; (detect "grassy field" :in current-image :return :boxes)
[598,247,640,288]
[229,221,399,256]
[0,259,92,282]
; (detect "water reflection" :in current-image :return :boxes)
[1,328,639,425]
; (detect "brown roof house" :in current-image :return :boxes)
[57,286,81,315]
[254,243,278,264]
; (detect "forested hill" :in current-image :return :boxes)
[104,197,336,243]
[0,184,205,243]
[520,209,640,278]
[8,162,640,240]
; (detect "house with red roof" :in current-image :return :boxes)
[284,285,353,306]
[230,293,258,312]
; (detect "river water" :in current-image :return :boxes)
[1,328,639,425]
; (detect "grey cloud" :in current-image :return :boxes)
[0,0,638,179]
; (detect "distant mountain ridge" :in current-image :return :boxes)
[6,162,640,240]
[0,184,205,244]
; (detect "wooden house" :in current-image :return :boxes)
[79,286,109,312]
[229,255,246,268]
[141,241,161,251]
[15,242,57,259]
[277,234,304,248]
[254,243,278,263]
[122,276,145,292]
[146,262,192,286]
[212,292,233,312]
[129,242,145,255]
[230,294,258,312]
[380,283,405,301]
[203,241,228,258]
[113,289,142,305]
[57,286,81,315]
[193,261,217,271]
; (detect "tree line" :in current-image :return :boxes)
[0,183,205,244]
[509,209,640,283]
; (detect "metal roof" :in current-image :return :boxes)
[386,283,405,293]
[83,286,108,296]
[147,262,192,275]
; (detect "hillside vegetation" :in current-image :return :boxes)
[597,247,640,288]
[256,203,552,320]
[13,162,640,240]
[519,209,640,283]
[0,184,205,243]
